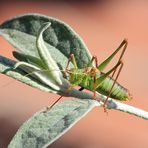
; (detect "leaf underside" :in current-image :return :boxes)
[0,55,58,93]
[8,99,97,148]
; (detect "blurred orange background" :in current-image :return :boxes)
[0,0,148,148]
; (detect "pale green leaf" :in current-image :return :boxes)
[14,61,61,91]
[0,55,57,93]
[8,99,98,148]
[0,13,92,69]
[13,51,46,69]
[36,22,63,86]
[0,13,92,94]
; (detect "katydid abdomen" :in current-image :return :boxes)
[96,76,131,101]
[68,68,132,101]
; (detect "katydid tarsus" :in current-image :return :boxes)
[12,23,132,110]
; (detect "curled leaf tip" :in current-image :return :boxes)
[13,22,71,94]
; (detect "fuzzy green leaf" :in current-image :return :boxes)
[36,22,63,87]
[14,61,61,91]
[0,13,92,94]
[8,99,98,148]
[0,55,57,93]
[0,13,92,69]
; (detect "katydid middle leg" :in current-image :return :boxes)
[91,57,99,99]
[86,55,99,99]
[93,70,97,99]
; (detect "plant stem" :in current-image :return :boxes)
[107,99,148,120]
[68,89,148,120]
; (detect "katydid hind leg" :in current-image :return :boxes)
[96,61,122,88]
[94,60,123,111]
[111,40,127,77]
[103,61,124,110]
[98,39,127,72]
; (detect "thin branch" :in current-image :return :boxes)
[107,99,148,120]
[67,89,148,120]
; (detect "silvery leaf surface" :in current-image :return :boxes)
[8,99,98,148]
[0,13,92,94]
[0,13,92,69]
